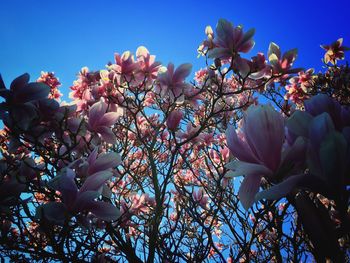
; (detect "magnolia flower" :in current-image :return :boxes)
[255,95,350,203]
[88,99,123,143]
[38,168,120,224]
[87,148,121,175]
[225,105,306,209]
[321,38,350,64]
[208,19,255,60]
[112,51,140,82]
[193,188,209,209]
[267,42,299,74]
[166,110,183,131]
[136,46,161,80]
[0,73,51,130]
[37,71,62,101]
[120,193,156,219]
[157,63,192,102]
[176,122,201,142]
[75,148,121,177]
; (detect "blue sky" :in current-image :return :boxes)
[1,0,349,100]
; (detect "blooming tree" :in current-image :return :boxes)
[0,19,349,262]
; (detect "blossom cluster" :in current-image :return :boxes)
[0,19,349,262]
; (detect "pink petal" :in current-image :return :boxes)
[173,63,192,83]
[89,100,107,129]
[87,148,99,166]
[225,125,259,163]
[74,190,99,211]
[88,152,121,175]
[207,47,232,59]
[96,126,116,144]
[238,174,262,210]
[216,19,234,48]
[79,171,113,193]
[136,46,149,58]
[244,105,285,171]
[98,112,121,127]
[88,201,121,221]
[255,174,305,202]
[225,161,272,178]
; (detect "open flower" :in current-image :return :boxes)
[86,148,121,175]
[157,63,192,102]
[193,188,209,209]
[136,46,161,80]
[225,105,286,209]
[208,19,255,60]
[267,42,299,74]
[255,95,350,203]
[38,168,120,224]
[88,99,123,144]
[0,73,51,130]
[321,38,350,64]
[112,51,140,82]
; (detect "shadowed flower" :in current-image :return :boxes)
[256,95,350,203]
[321,38,350,64]
[0,73,52,130]
[86,148,121,176]
[193,188,209,209]
[267,42,299,74]
[225,105,286,209]
[38,168,120,224]
[208,19,255,60]
[88,99,123,143]
[166,110,183,131]
[157,63,192,102]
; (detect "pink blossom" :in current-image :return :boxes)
[86,148,121,176]
[285,68,314,106]
[194,68,208,84]
[136,46,161,80]
[321,38,350,64]
[157,63,192,102]
[40,168,120,224]
[111,51,140,82]
[267,42,299,74]
[166,110,183,131]
[193,188,209,209]
[88,99,123,144]
[37,71,62,101]
[130,193,155,215]
[225,105,285,209]
[176,122,201,142]
[208,19,255,60]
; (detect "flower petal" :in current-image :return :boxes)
[79,171,113,193]
[255,174,305,202]
[37,202,67,225]
[96,126,116,144]
[225,125,258,163]
[244,105,285,171]
[89,100,107,129]
[225,160,272,178]
[238,174,262,210]
[99,112,121,127]
[88,152,121,175]
[286,111,313,138]
[87,201,121,221]
[173,63,192,83]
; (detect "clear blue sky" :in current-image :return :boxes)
[1,0,349,100]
